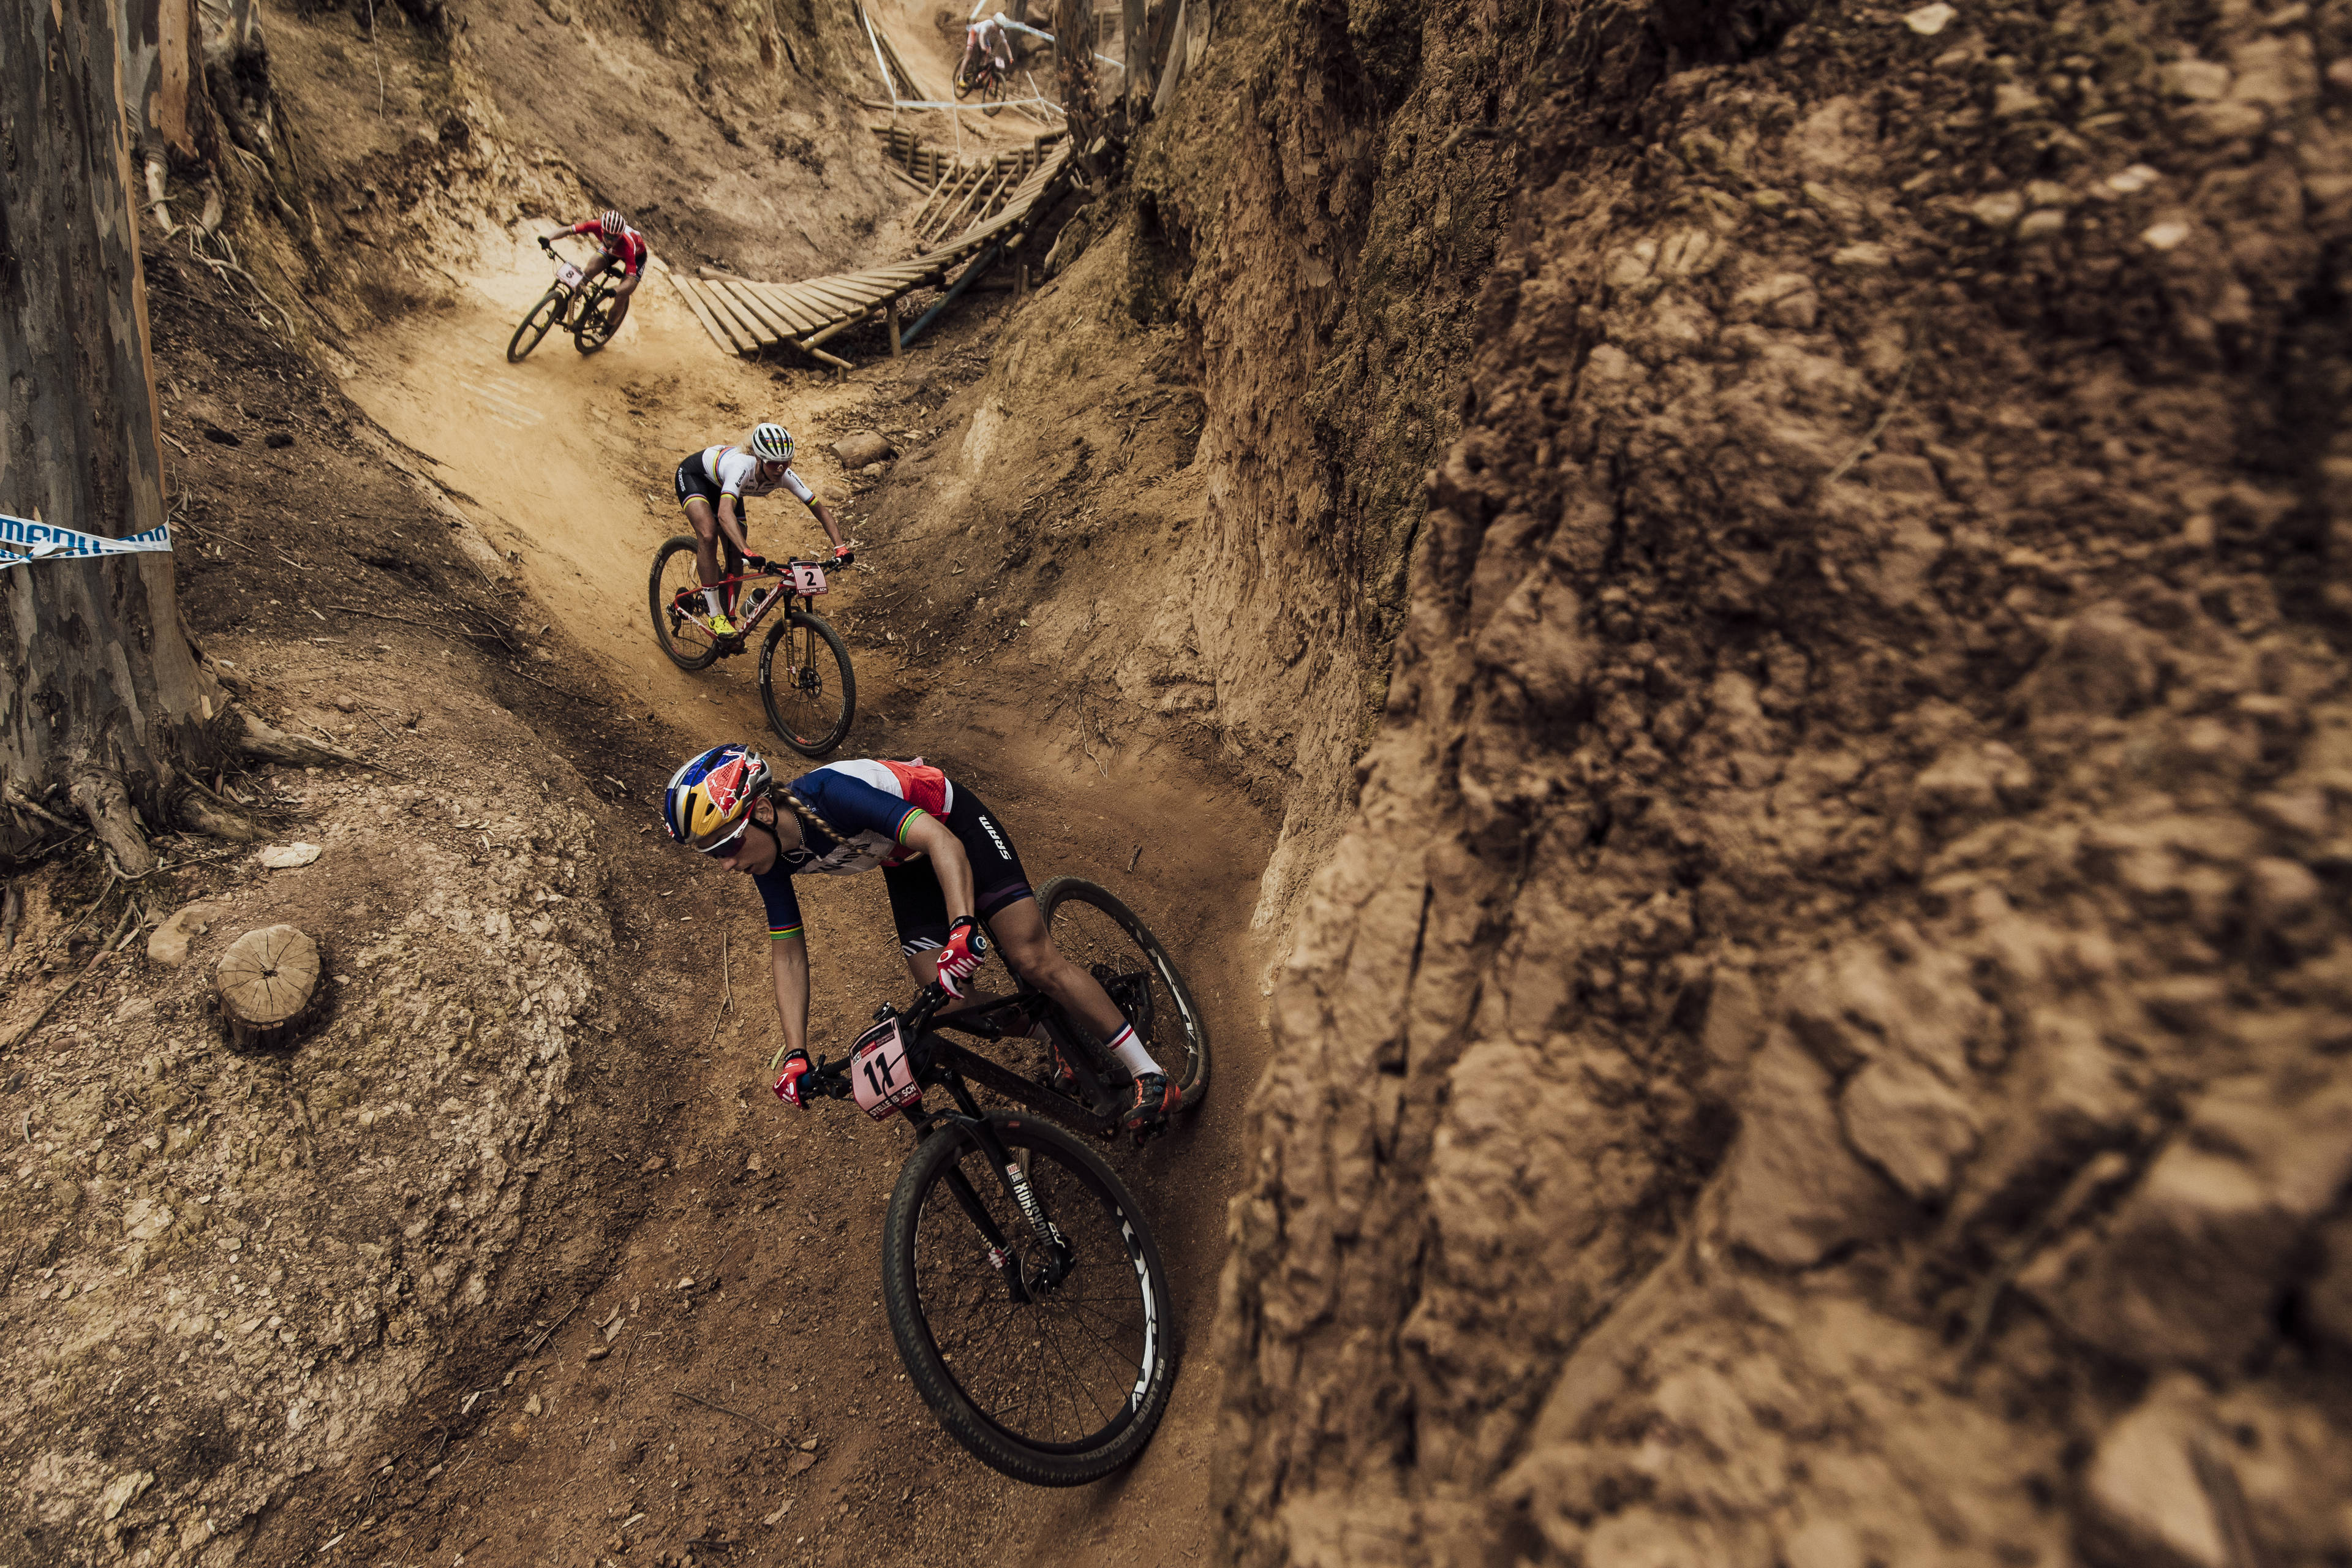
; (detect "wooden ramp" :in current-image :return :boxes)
[668,140,1072,370]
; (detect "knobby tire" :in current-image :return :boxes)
[882,1114,1175,1485]
[1036,876,1210,1112]
[648,535,722,671]
[758,610,856,757]
[506,287,565,363]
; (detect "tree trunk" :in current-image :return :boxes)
[1,0,222,867]
[1121,0,1147,118]
[1054,0,1100,178]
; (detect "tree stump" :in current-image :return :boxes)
[216,924,322,1050]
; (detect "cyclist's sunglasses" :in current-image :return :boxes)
[691,814,758,856]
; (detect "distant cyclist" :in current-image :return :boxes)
[663,744,1180,1136]
[671,423,852,637]
[957,12,1012,91]
[537,209,648,336]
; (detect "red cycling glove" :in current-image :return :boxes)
[832,543,856,567]
[774,1049,812,1107]
[935,917,989,997]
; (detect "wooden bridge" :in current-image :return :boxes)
[666,134,1071,371]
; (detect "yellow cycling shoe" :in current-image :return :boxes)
[709,612,737,638]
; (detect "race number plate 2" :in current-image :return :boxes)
[785,561,828,595]
[556,262,584,287]
[851,1018,921,1121]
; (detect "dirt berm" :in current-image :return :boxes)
[1191,2,2352,1566]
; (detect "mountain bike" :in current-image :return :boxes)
[507,239,619,362]
[649,538,856,756]
[786,875,1210,1485]
[952,51,1008,115]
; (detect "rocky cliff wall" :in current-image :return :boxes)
[1216,0,2352,1563]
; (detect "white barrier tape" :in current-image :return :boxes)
[0,513,175,571]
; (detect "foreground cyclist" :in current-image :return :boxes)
[537,209,648,336]
[671,423,851,637]
[663,744,1178,1134]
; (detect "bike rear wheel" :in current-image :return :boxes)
[649,535,723,671]
[1037,876,1209,1113]
[981,68,1005,115]
[758,610,856,757]
[883,1113,1174,1486]
[507,287,566,363]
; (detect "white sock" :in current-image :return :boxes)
[1107,1024,1159,1078]
[703,587,725,617]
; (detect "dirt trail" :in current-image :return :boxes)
[335,227,1272,1567]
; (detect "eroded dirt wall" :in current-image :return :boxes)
[1218,1,2352,1564]
[872,0,1551,951]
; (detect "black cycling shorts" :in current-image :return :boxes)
[674,453,722,511]
[883,782,1034,955]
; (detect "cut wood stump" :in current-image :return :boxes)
[216,924,322,1050]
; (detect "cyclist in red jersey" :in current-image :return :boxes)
[537,209,649,336]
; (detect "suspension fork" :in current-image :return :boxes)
[928,1074,1074,1289]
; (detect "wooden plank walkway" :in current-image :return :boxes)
[667,139,1072,369]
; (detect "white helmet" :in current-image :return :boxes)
[750,423,793,464]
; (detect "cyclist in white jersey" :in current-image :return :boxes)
[669,422,851,636]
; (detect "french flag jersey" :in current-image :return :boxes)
[752,760,952,941]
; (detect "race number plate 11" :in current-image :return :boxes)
[851,1018,921,1121]
[556,263,584,287]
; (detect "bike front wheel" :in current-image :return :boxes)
[649,534,722,671]
[507,287,566,363]
[883,1113,1175,1485]
[573,285,615,353]
[1038,876,1210,1114]
[758,610,856,756]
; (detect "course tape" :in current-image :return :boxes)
[0,513,175,571]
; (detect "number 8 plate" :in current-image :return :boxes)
[851,1017,921,1120]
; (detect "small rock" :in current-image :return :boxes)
[830,431,895,469]
[1841,1053,1981,1201]
[639,1155,666,1175]
[148,900,228,967]
[2329,57,2352,90]
[2084,1376,2228,1568]
[786,1452,816,1475]
[586,1345,611,1362]
[2143,220,2193,251]
[762,1502,793,1526]
[259,842,322,870]
[1716,1034,1909,1267]
[523,1393,542,1415]
[2025,179,2074,208]
[334,696,357,712]
[2161,57,2232,100]
[2108,164,2161,194]
[2245,856,2322,938]
[1969,190,2025,228]
[99,1469,155,1522]
[1992,82,2046,118]
[2018,209,2068,241]
[1901,1,1954,33]
[1830,242,1893,270]
[799,1437,818,1452]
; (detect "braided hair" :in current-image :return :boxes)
[777,788,847,850]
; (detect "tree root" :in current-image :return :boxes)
[170,772,269,843]
[228,703,362,768]
[70,771,157,880]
